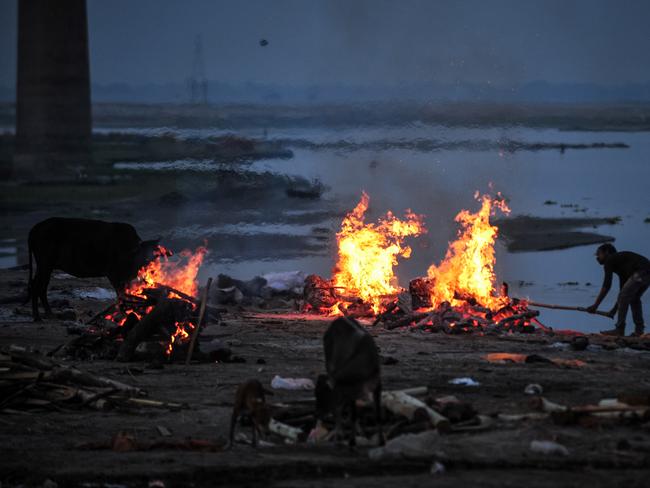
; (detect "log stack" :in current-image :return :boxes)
[302,275,543,334]
[0,346,184,413]
[67,283,220,362]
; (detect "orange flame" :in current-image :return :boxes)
[166,321,194,356]
[116,244,207,356]
[427,192,509,310]
[332,192,426,314]
[126,245,207,299]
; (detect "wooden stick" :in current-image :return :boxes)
[121,397,185,410]
[413,312,436,328]
[498,412,549,422]
[526,301,612,318]
[186,278,212,365]
[52,365,144,395]
[381,391,450,430]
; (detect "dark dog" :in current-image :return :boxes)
[229,379,272,447]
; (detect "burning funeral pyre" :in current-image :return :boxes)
[72,244,220,362]
[304,191,545,333]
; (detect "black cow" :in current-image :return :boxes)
[27,218,159,321]
[317,317,384,447]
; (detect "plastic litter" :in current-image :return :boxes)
[271,375,315,390]
[430,461,446,475]
[529,439,569,456]
[524,383,543,395]
[75,287,115,300]
[261,271,306,293]
[368,430,440,460]
[448,377,480,387]
[307,420,330,443]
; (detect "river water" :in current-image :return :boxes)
[15,123,650,332]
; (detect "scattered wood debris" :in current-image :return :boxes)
[0,346,185,413]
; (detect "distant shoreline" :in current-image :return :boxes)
[1,101,650,132]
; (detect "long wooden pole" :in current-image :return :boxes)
[527,301,612,318]
[185,277,212,365]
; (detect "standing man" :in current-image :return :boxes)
[586,243,650,336]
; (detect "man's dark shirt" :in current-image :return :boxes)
[602,251,650,290]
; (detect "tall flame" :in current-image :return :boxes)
[427,192,509,309]
[332,192,426,313]
[111,244,208,356]
[126,245,207,298]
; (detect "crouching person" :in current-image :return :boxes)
[587,244,650,336]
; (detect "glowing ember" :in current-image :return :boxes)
[427,192,510,310]
[332,192,426,314]
[166,321,194,356]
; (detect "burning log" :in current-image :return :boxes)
[496,310,540,328]
[116,295,177,362]
[303,275,339,311]
[409,278,432,309]
[384,312,430,330]
[341,300,375,318]
[372,300,399,326]
[397,291,413,314]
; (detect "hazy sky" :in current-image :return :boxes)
[1,0,650,87]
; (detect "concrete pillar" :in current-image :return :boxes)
[15,0,92,179]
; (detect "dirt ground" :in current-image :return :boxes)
[1,268,650,487]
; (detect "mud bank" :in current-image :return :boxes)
[1,269,650,487]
